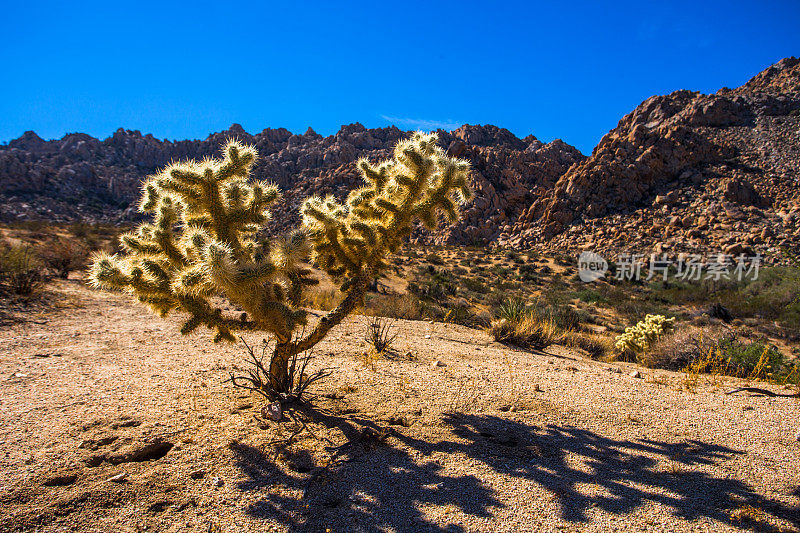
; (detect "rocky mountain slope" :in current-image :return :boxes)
[2,58,799,258]
[510,57,800,258]
[0,123,584,247]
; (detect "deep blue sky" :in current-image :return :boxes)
[1,1,798,154]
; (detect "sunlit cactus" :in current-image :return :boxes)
[90,132,470,395]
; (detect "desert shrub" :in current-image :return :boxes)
[575,289,605,304]
[721,266,800,331]
[645,326,797,384]
[442,298,481,327]
[425,253,444,265]
[408,269,458,299]
[463,276,488,294]
[517,263,538,282]
[548,305,584,331]
[493,265,511,277]
[554,254,572,266]
[36,237,89,278]
[0,243,46,296]
[561,330,612,359]
[365,292,425,320]
[643,325,728,370]
[490,297,601,351]
[640,266,800,333]
[497,297,527,323]
[716,337,784,377]
[492,296,582,328]
[365,316,398,354]
[614,314,676,360]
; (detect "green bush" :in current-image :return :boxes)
[463,277,489,294]
[575,289,606,304]
[716,337,784,377]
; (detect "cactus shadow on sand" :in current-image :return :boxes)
[231,413,799,532]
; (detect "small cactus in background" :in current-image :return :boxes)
[614,314,676,359]
[90,132,470,396]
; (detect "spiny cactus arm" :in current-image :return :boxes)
[91,139,321,351]
[288,136,468,358]
[153,201,190,267]
[197,236,314,343]
[173,292,260,342]
[364,134,470,263]
[287,269,319,307]
[301,132,471,291]
[90,253,179,316]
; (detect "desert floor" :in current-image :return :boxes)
[1,279,798,532]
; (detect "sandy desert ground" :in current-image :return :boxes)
[1,279,799,532]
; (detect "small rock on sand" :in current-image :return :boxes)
[43,472,78,486]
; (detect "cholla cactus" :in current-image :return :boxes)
[614,314,676,357]
[90,132,470,395]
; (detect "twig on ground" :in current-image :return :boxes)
[725,387,799,398]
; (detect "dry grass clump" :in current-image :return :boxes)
[641,324,729,370]
[490,314,562,350]
[365,292,427,320]
[36,236,89,279]
[0,242,46,297]
[561,330,614,359]
[489,298,611,357]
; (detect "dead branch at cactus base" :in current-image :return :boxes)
[226,335,331,404]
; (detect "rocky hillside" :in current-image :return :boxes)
[0,123,584,246]
[508,57,800,259]
[2,58,799,259]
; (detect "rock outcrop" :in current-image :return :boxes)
[503,57,800,259]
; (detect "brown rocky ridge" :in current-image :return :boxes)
[2,58,799,260]
[513,57,800,260]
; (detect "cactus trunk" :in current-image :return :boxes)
[268,342,293,393]
[268,271,370,393]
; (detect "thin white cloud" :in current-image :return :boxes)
[380,115,461,131]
